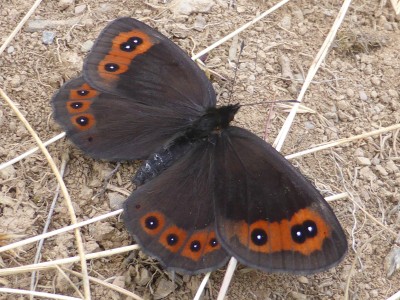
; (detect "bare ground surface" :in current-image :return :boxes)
[0,0,400,299]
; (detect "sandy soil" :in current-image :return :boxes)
[1,0,399,299]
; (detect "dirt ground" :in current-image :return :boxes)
[1,0,400,299]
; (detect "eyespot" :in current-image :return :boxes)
[190,240,201,252]
[209,238,218,248]
[251,228,268,246]
[166,233,179,246]
[77,90,89,96]
[303,220,318,238]
[291,220,319,244]
[75,116,89,126]
[104,63,120,72]
[70,102,83,109]
[144,216,159,230]
[291,224,306,244]
[120,36,143,52]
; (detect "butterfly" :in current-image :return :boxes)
[52,17,347,274]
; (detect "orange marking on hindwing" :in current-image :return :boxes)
[233,208,331,255]
[159,226,187,253]
[97,30,154,81]
[70,114,95,131]
[204,231,221,253]
[139,211,166,236]
[181,230,221,261]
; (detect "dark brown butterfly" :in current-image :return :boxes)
[52,17,347,274]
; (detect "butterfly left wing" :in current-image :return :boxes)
[123,140,229,274]
[213,127,347,274]
[52,76,201,160]
[84,17,216,112]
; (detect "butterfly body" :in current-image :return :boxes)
[134,104,240,185]
[52,17,347,275]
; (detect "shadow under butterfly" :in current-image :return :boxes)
[52,17,347,275]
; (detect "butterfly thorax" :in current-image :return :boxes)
[186,104,241,139]
[133,104,240,186]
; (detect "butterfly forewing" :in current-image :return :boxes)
[84,17,216,113]
[213,127,347,274]
[52,77,204,160]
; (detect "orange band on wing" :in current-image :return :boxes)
[181,230,221,261]
[139,211,166,236]
[159,226,187,253]
[97,30,154,82]
[71,114,96,131]
[233,208,330,255]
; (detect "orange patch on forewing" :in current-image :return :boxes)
[97,30,154,81]
[66,100,92,114]
[97,55,130,81]
[232,208,331,255]
[70,114,95,131]
[69,83,99,100]
[159,226,187,253]
[139,211,165,236]
[289,208,330,255]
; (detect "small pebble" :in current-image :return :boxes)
[386,160,399,173]
[346,88,354,97]
[81,40,94,52]
[359,91,368,101]
[291,291,307,300]
[297,276,309,284]
[74,4,86,14]
[388,89,399,98]
[42,31,56,45]
[280,15,292,30]
[375,165,388,176]
[193,15,207,31]
[371,77,380,86]
[304,121,315,130]
[246,85,254,94]
[58,0,74,10]
[0,165,16,179]
[7,46,14,54]
[10,74,21,87]
[357,157,371,166]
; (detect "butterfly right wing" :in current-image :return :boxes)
[52,76,200,160]
[123,140,229,274]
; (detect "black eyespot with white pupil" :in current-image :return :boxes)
[190,240,201,252]
[77,90,89,96]
[144,216,159,230]
[76,116,89,126]
[70,102,83,109]
[120,36,143,52]
[104,63,119,72]
[167,234,178,246]
[251,228,268,246]
[209,238,218,247]
[291,220,318,244]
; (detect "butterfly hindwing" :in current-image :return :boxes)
[123,141,229,274]
[213,127,347,274]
